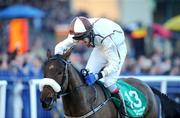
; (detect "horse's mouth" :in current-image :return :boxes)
[40,86,56,111]
[41,97,54,111]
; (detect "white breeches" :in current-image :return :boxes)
[86,41,127,87]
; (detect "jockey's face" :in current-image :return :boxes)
[78,37,91,47]
[83,37,90,45]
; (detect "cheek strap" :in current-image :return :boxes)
[39,78,61,92]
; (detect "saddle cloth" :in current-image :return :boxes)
[112,80,148,117]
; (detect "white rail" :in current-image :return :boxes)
[29,76,180,118]
[121,76,180,93]
[0,80,7,118]
[29,79,42,118]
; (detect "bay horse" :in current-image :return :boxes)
[39,50,179,118]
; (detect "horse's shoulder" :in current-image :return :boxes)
[96,81,111,98]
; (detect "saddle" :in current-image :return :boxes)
[96,80,148,118]
[96,81,127,118]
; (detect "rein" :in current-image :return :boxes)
[64,98,111,118]
[59,84,86,97]
[48,55,111,118]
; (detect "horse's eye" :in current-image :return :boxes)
[58,72,62,75]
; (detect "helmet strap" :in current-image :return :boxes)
[88,30,95,47]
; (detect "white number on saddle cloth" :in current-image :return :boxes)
[124,90,142,109]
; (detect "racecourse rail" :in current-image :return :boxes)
[0,76,180,118]
[0,80,7,118]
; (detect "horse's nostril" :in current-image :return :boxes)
[42,102,52,111]
[44,97,53,104]
[41,97,54,111]
[42,102,48,108]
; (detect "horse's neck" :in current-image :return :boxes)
[68,65,85,88]
[62,65,93,115]
[64,65,90,101]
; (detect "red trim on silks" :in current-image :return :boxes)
[87,43,95,47]
[112,87,119,94]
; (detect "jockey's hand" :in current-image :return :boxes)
[85,73,97,86]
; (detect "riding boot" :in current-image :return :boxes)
[118,91,128,118]
[108,84,128,118]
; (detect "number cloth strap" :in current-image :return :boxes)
[116,80,148,117]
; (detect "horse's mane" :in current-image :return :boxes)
[69,63,85,79]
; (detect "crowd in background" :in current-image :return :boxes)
[0,1,179,118]
[0,1,180,82]
[0,28,179,82]
[69,37,180,76]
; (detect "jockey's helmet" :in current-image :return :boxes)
[69,16,93,40]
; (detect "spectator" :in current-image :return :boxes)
[0,53,14,80]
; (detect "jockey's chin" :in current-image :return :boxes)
[86,43,94,48]
[83,42,94,47]
[79,40,94,48]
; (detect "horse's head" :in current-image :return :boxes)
[39,49,72,110]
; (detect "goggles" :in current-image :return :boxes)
[72,31,91,40]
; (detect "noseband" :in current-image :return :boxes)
[39,55,71,98]
[41,55,113,118]
[48,55,91,96]
[50,55,70,96]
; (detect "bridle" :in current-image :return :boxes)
[40,55,71,110]
[47,55,87,97]
[48,55,71,97]
[42,55,112,118]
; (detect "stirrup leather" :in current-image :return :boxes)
[118,91,128,118]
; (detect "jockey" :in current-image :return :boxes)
[54,16,127,102]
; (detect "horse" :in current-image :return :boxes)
[39,50,179,118]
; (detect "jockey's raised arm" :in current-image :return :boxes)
[54,34,77,55]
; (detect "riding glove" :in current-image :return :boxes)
[81,68,103,85]
[85,73,97,85]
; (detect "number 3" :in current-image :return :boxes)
[125,90,142,109]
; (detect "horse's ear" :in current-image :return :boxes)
[63,47,73,59]
[47,49,52,59]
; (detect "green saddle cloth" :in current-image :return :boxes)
[112,80,148,117]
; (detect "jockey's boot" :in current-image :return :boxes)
[118,91,128,118]
[109,84,127,118]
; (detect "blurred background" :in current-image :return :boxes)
[0,0,179,118]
